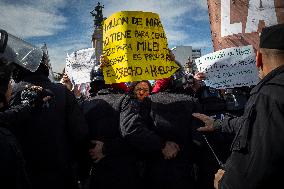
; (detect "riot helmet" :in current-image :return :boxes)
[0,29,42,72]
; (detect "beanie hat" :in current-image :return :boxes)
[260,24,284,50]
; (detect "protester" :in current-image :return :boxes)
[129,80,152,101]
[120,63,203,188]
[193,23,284,189]
[60,73,82,99]
[9,47,89,189]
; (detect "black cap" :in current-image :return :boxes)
[260,24,284,50]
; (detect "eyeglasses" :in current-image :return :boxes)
[134,87,150,93]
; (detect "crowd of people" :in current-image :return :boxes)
[1,23,284,189]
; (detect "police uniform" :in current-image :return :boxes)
[82,66,140,189]
[214,24,284,189]
[10,70,88,189]
[0,56,31,189]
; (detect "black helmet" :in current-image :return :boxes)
[90,65,104,81]
[0,29,42,72]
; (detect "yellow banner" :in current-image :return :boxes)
[103,11,180,84]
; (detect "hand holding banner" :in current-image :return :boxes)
[195,45,259,89]
[65,48,95,85]
[102,11,179,84]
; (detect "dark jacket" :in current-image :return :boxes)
[0,105,32,189]
[0,127,30,189]
[149,92,200,155]
[219,65,284,189]
[120,91,202,189]
[120,95,165,155]
[0,104,32,127]
[82,88,139,189]
[10,75,89,189]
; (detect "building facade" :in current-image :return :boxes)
[171,46,201,74]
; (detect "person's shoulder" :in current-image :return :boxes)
[150,92,198,108]
[153,91,197,101]
[258,79,284,105]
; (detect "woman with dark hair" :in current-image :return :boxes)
[129,80,152,101]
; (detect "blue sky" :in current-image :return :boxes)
[0,0,213,73]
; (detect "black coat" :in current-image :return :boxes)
[0,104,31,127]
[219,65,284,189]
[10,75,89,189]
[149,92,201,152]
[120,91,202,189]
[82,88,139,189]
[120,95,165,155]
[0,105,32,189]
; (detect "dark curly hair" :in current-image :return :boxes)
[128,80,152,96]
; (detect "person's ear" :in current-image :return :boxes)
[256,51,263,69]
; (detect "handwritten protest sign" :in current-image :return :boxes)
[103,11,179,84]
[195,45,259,89]
[65,48,95,84]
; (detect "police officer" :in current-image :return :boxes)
[82,66,139,189]
[193,24,284,189]
[8,34,88,189]
[0,51,31,189]
[0,29,50,189]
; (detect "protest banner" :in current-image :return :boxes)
[195,45,259,89]
[207,0,284,51]
[65,48,95,84]
[102,11,180,84]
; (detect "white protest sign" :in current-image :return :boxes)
[65,48,96,84]
[195,45,259,89]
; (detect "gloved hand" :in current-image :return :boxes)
[21,85,53,107]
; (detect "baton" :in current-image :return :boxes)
[202,134,225,169]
